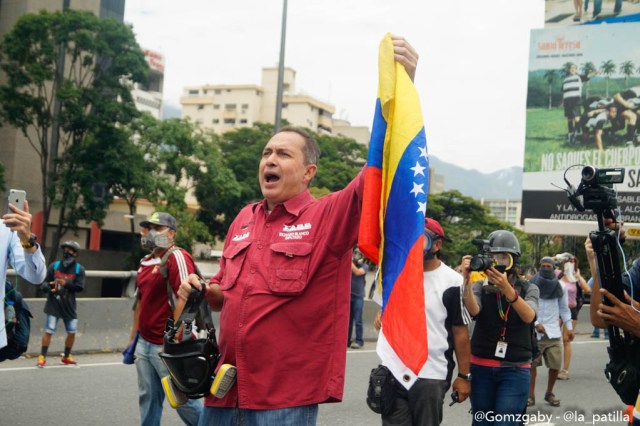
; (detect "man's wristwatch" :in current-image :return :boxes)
[458,372,472,382]
[20,234,37,249]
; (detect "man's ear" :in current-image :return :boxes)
[433,238,443,252]
[303,164,318,184]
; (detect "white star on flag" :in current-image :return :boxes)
[410,182,424,198]
[419,146,428,160]
[417,201,427,215]
[410,161,426,177]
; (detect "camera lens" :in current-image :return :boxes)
[582,166,596,183]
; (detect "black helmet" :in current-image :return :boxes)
[487,230,520,258]
[60,240,81,254]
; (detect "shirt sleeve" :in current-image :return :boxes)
[523,282,539,315]
[444,285,469,326]
[167,249,197,294]
[324,169,365,256]
[67,265,85,293]
[8,232,46,285]
[472,280,483,311]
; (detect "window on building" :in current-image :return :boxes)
[282,103,288,109]
[188,89,199,95]
[214,90,221,94]
[197,104,204,110]
[196,118,203,124]
[213,104,220,109]
[240,119,248,124]
[225,104,237,110]
[241,104,249,109]
[213,119,219,124]
[224,118,236,124]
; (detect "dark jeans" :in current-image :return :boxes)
[586,0,622,16]
[470,364,530,426]
[382,378,449,426]
[198,405,318,426]
[348,297,364,346]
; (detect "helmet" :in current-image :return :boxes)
[60,240,81,254]
[487,230,520,258]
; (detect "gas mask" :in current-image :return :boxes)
[141,229,172,251]
[423,233,440,261]
[489,252,514,274]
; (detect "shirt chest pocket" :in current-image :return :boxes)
[220,240,251,290]
[268,242,313,296]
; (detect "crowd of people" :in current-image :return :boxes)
[2,34,640,426]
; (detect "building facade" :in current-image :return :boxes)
[181,67,337,135]
[479,198,523,228]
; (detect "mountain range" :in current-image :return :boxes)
[430,156,523,200]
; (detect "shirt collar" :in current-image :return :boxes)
[259,190,313,217]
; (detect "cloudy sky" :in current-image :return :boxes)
[124,0,545,173]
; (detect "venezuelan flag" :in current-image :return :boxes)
[358,34,429,375]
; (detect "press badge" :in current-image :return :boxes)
[495,341,508,358]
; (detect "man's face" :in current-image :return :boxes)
[569,64,578,75]
[63,248,77,257]
[608,107,618,120]
[259,131,317,210]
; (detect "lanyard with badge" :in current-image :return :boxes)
[495,290,515,359]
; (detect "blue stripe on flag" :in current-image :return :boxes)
[367,99,386,169]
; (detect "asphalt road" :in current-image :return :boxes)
[0,334,629,426]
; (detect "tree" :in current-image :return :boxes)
[600,60,617,97]
[0,9,147,257]
[581,61,597,98]
[543,70,558,109]
[619,60,635,89]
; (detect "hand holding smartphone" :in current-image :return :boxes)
[6,189,26,213]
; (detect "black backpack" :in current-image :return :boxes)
[0,281,33,362]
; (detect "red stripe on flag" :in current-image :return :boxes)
[382,237,428,374]
[358,166,383,264]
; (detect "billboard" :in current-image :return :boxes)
[523,23,640,233]
[545,0,640,28]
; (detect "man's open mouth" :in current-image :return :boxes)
[265,173,280,183]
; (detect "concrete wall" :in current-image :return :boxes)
[23,298,385,356]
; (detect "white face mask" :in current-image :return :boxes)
[563,262,576,282]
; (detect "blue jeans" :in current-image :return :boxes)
[588,0,622,16]
[348,297,364,346]
[470,364,530,426]
[135,336,202,426]
[45,315,78,334]
[198,404,318,426]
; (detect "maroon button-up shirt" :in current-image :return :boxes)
[206,171,364,409]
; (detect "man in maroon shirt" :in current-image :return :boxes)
[130,212,202,426]
[180,36,418,425]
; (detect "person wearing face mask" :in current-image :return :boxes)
[554,252,590,381]
[129,212,202,426]
[37,240,85,367]
[461,230,539,425]
[527,257,573,407]
[375,218,471,426]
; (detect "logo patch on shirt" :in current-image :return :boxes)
[281,223,312,233]
[232,232,250,241]
[279,222,312,240]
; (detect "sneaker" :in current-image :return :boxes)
[557,369,569,380]
[591,332,600,338]
[36,355,46,368]
[350,343,363,349]
[61,355,77,365]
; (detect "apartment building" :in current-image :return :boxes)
[181,67,336,135]
[479,198,523,228]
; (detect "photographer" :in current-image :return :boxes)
[461,230,539,425]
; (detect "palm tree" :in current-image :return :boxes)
[620,60,635,89]
[543,69,558,109]
[600,60,616,97]
[581,61,597,98]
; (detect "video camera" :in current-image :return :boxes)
[567,166,624,213]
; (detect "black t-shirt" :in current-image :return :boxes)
[42,260,85,320]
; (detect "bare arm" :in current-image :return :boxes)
[351,262,366,276]
[451,325,471,402]
[585,237,608,328]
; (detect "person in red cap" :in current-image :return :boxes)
[375,217,472,426]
